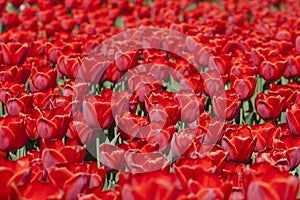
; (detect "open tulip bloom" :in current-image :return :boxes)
[0,0,300,199]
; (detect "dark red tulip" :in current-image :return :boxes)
[29,66,57,91]
[213,90,241,121]
[0,115,28,152]
[222,124,256,163]
[1,42,29,66]
[83,89,114,130]
[286,103,300,137]
[230,74,256,101]
[255,92,285,120]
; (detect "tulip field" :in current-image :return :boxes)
[1,0,300,199]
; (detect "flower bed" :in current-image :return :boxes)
[0,0,300,199]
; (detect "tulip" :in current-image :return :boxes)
[286,103,300,136]
[0,115,28,152]
[145,90,180,126]
[212,90,241,121]
[255,92,285,121]
[25,107,71,139]
[83,90,114,130]
[222,124,257,163]
[1,42,29,66]
[230,74,256,101]
[29,66,57,91]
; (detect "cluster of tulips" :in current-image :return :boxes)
[0,0,300,199]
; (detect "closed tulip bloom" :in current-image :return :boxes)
[255,92,285,121]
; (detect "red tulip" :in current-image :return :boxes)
[117,171,178,200]
[10,180,64,200]
[25,107,71,139]
[268,83,297,110]
[208,54,232,75]
[145,90,180,126]
[243,162,299,200]
[115,50,140,72]
[284,55,300,79]
[259,52,287,82]
[116,110,150,140]
[213,90,241,121]
[32,88,60,109]
[29,66,57,91]
[251,122,280,152]
[6,91,33,115]
[0,115,28,152]
[286,103,300,136]
[295,35,300,54]
[0,65,31,84]
[189,112,225,144]
[201,70,225,97]
[175,90,206,123]
[230,74,256,101]
[83,89,114,130]
[40,139,86,169]
[255,92,285,121]
[171,128,198,159]
[100,144,126,171]
[125,151,169,173]
[66,112,98,145]
[127,69,162,103]
[1,42,29,66]
[2,12,19,27]
[222,124,256,163]
[272,135,300,169]
[57,55,82,79]
[0,81,26,104]
[180,73,202,95]
[171,58,198,81]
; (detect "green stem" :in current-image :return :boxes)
[96,137,100,168]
